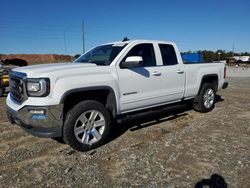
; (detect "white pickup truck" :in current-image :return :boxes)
[6,40,228,151]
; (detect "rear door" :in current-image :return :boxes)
[155,43,185,101]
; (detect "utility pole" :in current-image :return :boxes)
[218,52,221,62]
[82,20,85,54]
[232,43,235,57]
[63,31,67,54]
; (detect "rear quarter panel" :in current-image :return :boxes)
[184,63,225,98]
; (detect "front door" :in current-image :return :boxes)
[117,43,171,113]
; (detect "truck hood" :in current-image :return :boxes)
[13,62,97,77]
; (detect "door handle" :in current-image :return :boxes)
[152,71,161,76]
[177,69,184,74]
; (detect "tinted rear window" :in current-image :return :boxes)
[159,44,178,66]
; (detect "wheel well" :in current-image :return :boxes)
[62,88,116,120]
[199,75,218,93]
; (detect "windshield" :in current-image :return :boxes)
[75,44,127,65]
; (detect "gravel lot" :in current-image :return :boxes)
[0,70,249,187]
[227,66,250,77]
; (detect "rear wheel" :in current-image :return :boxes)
[193,83,216,113]
[63,100,111,151]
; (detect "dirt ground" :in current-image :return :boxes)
[0,76,249,188]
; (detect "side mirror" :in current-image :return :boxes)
[121,56,143,68]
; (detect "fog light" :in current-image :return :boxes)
[29,109,46,115]
[32,114,47,120]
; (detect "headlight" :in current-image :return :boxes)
[26,78,50,97]
[27,82,41,92]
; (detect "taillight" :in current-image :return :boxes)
[224,66,226,78]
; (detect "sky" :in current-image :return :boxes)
[0,0,249,55]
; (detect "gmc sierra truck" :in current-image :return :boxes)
[6,40,228,151]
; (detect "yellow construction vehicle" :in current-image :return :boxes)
[0,73,10,97]
[0,58,28,97]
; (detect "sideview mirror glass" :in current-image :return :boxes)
[121,56,143,68]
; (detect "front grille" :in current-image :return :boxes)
[9,71,27,103]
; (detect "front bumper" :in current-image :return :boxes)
[222,81,228,89]
[6,104,63,138]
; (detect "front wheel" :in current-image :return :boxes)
[193,83,216,113]
[63,100,111,151]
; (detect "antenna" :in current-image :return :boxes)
[122,37,129,42]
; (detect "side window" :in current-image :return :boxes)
[159,44,178,66]
[123,44,156,67]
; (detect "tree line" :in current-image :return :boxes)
[181,50,250,62]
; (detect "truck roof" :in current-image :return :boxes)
[103,39,176,46]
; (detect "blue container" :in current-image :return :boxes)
[181,52,204,63]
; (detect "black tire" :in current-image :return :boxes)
[193,83,216,113]
[63,100,111,152]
